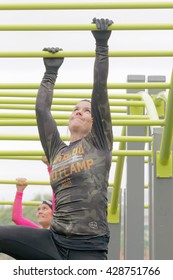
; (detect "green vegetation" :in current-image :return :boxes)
[0,204,38,225]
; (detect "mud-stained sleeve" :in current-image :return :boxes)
[36,79,62,164]
[91,45,113,151]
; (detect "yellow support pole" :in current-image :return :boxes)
[108,127,126,223]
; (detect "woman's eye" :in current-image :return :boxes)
[85,109,91,114]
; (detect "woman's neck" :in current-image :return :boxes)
[70,134,82,143]
[70,131,88,142]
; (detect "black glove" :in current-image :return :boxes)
[91,18,113,46]
[43,47,64,74]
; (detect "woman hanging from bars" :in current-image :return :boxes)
[0,18,113,260]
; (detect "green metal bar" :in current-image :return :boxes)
[0,134,152,142]
[0,119,165,126]
[0,156,117,162]
[97,182,149,188]
[0,83,170,89]
[0,201,40,206]
[0,155,111,163]
[0,98,145,106]
[0,179,50,185]
[110,126,126,214]
[0,200,150,208]
[112,120,165,126]
[0,24,173,31]
[0,2,172,10]
[113,136,152,142]
[0,151,44,156]
[0,155,118,162]
[0,156,114,162]
[0,91,142,100]
[0,135,39,141]
[112,157,118,163]
[159,70,173,165]
[3,134,45,141]
[112,150,152,156]
[0,112,148,120]
[0,155,146,162]
[0,150,152,156]
[0,104,73,111]
[0,104,127,113]
[0,50,173,58]
[0,113,71,119]
[0,156,42,160]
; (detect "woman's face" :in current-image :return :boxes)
[36,203,52,229]
[68,101,93,136]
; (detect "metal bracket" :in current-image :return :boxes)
[107,204,120,224]
[156,151,172,178]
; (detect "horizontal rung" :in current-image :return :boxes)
[0,156,149,162]
[0,83,170,89]
[0,150,152,156]
[114,136,152,142]
[0,50,172,57]
[0,201,40,206]
[0,201,149,208]
[0,112,148,120]
[0,92,142,101]
[0,2,172,10]
[0,181,147,187]
[0,156,42,160]
[109,183,149,188]
[0,179,114,186]
[0,104,127,112]
[0,92,142,99]
[0,24,173,31]
[0,180,50,185]
[112,150,152,156]
[0,134,152,142]
[0,119,165,126]
[0,99,145,106]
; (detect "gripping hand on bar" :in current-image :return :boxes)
[91,18,114,46]
[42,47,64,75]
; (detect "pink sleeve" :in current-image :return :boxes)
[47,166,51,174]
[12,191,40,228]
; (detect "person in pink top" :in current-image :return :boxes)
[12,178,53,229]
[12,156,55,229]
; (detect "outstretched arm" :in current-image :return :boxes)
[91,18,113,151]
[12,178,40,228]
[36,48,64,164]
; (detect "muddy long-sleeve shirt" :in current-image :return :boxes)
[36,45,113,251]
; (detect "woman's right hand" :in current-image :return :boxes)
[43,47,64,73]
[91,18,113,46]
[16,177,28,192]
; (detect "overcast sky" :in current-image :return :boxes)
[0,0,173,203]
